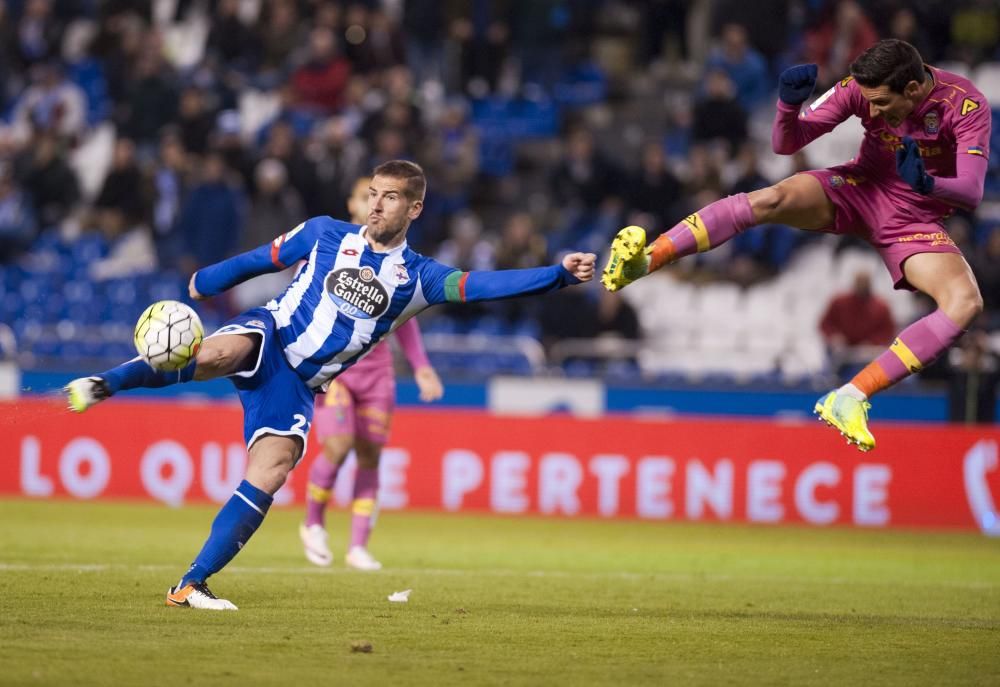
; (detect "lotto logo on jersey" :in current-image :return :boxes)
[325,267,390,319]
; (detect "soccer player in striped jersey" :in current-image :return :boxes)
[602,39,990,452]
[65,160,596,609]
[300,175,444,572]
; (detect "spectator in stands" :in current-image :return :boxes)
[0,163,38,262]
[596,288,641,341]
[13,131,79,228]
[0,3,16,109]
[710,0,791,64]
[946,327,999,424]
[434,212,496,325]
[177,86,216,156]
[175,151,243,275]
[261,120,318,215]
[87,205,157,281]
[91,137,147,238]
[89,6,145,106]
[495,212,548,271]
[11,0,63,70]
[205,0,260,72]
[118,41,178,149]
[291,26,352,116]
[212,110,254,191]
[149,129,189,261]
[10,60,87,146]
[549,125,623,214]
[402,0,446,86]
[435,212,495,273]
[243,158,304,252]
[627,140,683,231]
[421,97,479,218]
[257,0,305,78]
[311,115,368,220]
[971,229,1000,326]
[819,270,895,377]
[539,284,640,353]
[343,5,406,75]
[705,23,770,110]
[359,66,424,150]
[804,0,879,88]
[447,7,510,94]
[887,8,932,65]
[692,69,748,155]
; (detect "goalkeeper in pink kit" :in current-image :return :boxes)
[300,177,443,570]
[603,39,990,451]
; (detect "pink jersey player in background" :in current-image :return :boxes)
[603,39,990,452]
[300,177,444,570]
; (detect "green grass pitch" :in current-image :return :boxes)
[1,499,998,686]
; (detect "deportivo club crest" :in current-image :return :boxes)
[830,175,845,188]
[924,111,940,135]
[394,264,410,285]
[326,267,390,320]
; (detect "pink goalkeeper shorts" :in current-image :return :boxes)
[802,164,962,290]
[312,364,396,445]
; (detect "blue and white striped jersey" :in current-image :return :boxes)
[194,216,577,390]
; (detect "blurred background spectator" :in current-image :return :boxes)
[819,270,895,378]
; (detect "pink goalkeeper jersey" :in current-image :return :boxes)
[772,66,991,212]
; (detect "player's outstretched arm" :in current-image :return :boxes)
[772,63,855,155]
[190,220,321,298]
[422,253,596,306]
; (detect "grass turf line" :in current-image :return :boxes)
[0,499,997,686]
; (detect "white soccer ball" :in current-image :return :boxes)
[133,300,204,371]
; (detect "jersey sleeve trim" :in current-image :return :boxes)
[444,270,468,302]
[270,237,288,269]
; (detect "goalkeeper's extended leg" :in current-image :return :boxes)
[815,309,965,452]
[65,334,259,412]
[602,193,755,291]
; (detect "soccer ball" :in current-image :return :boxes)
[133,300,204,371]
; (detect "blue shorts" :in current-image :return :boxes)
[208,307,315,456]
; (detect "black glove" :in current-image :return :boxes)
[778,64,819,106]
[895,136,935,195]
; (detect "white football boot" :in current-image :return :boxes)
[299,523,333,567]
[166,581,238,610]
[345,546,382,571]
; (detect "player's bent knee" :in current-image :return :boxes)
[323,435,354,464]
[943,287,984,328]
[195,335,258,379]
[247,435,301,494]
[749,185,784,222]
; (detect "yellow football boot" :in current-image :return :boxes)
[65,377,110,413]
[601,225,650,292]
[814,390,875,452]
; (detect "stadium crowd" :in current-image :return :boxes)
[1,0,998,396]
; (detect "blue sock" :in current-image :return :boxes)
[100,358,196,395]
[180,480,273,587]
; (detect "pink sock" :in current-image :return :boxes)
[305,457,340,527]
[649,193,755,269]
[873,309,964,387]
[350,467,379,549]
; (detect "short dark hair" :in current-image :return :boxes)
[372,159,426,201]
[850,39,925,94]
